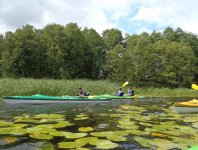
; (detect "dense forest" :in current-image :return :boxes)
[0,23,198,87]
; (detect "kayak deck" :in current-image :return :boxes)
[3,94,144,104]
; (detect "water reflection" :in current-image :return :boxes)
[0,97,197,150]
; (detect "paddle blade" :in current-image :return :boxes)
[192,84,198,90]
[121,81,129,88]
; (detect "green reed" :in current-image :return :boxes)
[1,78,198,98]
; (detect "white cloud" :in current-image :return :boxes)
[1,0,198,35]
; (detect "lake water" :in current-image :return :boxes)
[0,97,197,150]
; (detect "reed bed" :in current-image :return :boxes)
[1,78,198,98]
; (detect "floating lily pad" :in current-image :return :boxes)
[58,141,87,149]
[10,128,27,135]
[30,133,53,140]
[9,123,28,128]
[26,126,56,134]
[14,118,39,123]
[33,114,65,119]
[113,130,130,136]
[91,131,113,137]
[133,136,152,148]
[127,129,150,136]
[89,139,118,149]
[149,138,180,149]
[139,122,152,127]
[0,120,13,127]
[75,137,98,145]
[106,135,127,142]
[75,117,89,120]
[151,132,169,138]
[78,127,94,132]
[76,113,88,117]
[49,131,70,137]
[29,141,54,150]
[65,132,88,139]
[0,137,17,145]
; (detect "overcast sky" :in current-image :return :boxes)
[0,0,198,35]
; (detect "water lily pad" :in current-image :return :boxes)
[89,139,118,149]
[133,136,152,148]
[30,133,53,140]
[117,124,139,130]
[49,131,70,137]
[9,123,28,128]
[76,113,88,117]
[78,127,94,132]
[10,128,27,135]
[151,132,169,138]
[0,137,17,145]
[149,138,180,149]
[29,141,54,150]
[113,130,130,136]
[65,132,88,139]
[26,126,56,134]
[139,122,152,127]
[0,120,13,127]
[106,135,127,142]
[90,131,113,137]
[75,117,89,120]
[14,118,39,123]
[75,137,98,144]
[127,129,150,136]
[58,141,87,149]
[33,114,65,119]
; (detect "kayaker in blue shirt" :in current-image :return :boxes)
[128,87,134,96]
[116,87,124,96]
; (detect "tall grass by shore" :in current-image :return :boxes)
[1,78,198,98]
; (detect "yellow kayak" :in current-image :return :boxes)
[174,99,198,113]
[174,99,198,107]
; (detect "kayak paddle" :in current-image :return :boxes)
[192,84,198,90]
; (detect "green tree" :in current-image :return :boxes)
[102,28,123,50]
[82,28,106,79]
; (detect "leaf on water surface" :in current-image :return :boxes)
[49,131,70,137]
[0,137,17,145]
[58,141,87,149]
[149,138,180,150]
[150,132,169,138]
[78,127,94,132]
[65,132,88,139]
[0,120,13,127]
[90,131,114,137]
[133,136,152,148]
[127,129,150,136]
[106,134,127,142]
[139,122,152,127]
[29,141,54,150]
[26,126,56,134]
[9,123,28,128]
[96,142,118,149]
[75,137,98,145]
[76,113,88,118]
[10,128,27,135]
[74,117,89,120]
[33,114,65,119]
[29,133,53,140]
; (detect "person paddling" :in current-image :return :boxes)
[116,87,124,96]
[128,87,135,96]
[78,87,89,96]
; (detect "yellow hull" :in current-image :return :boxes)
[174,99,198,107]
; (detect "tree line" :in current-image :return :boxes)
[0,23,198,87]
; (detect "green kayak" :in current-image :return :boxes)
[3,94,144,104]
